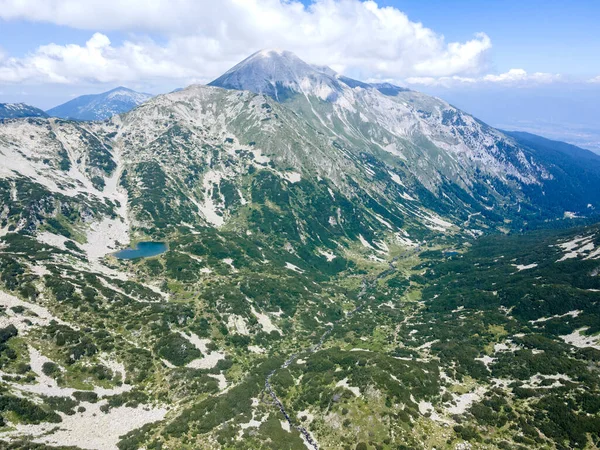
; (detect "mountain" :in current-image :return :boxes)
[209,49,345,102]
[46,86,153,121]
[210,49,600,222]
[1,50,600,449]
[504,130,600,215]
[0,102,48,119]
[506,130,600,163]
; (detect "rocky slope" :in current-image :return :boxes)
[211,50,600,220]
[0,50,599,450]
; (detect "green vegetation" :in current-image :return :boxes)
[155,333,202,366]
[1,89,600,449]
[0,393,61,424]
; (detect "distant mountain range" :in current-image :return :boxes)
[45,86,153,121]
[0,103,48,119]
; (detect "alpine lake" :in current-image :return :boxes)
[113,242,168,259]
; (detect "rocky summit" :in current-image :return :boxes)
[0,50,599,450]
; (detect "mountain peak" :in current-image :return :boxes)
[209,49,342,101]
[46,87,153,121]
[209,50,408,102]
[107,86,135,93]
[244,48,305,63]
[254,48,288,58]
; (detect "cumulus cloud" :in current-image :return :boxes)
[0,33,195,84]
[405,68,561,87]
[0,0,493,84]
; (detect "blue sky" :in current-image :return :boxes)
[1,0,599,151]
[379,0,600,76]
[5,0,600,75]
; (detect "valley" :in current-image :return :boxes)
[0,50,599,450]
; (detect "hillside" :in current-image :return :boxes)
[0,50,599,449]
[211,49,600,220]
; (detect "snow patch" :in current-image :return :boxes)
[358,234,374,250]
[194,170,226,227]
[474,355,496,369]
[556,234,596,261]
[283,171,302,183]
[248,345,266,354]
[560,327,600,350]
[530,310,581,324]
[418,400,452,424]
[0,290,69,331]
[9,401,167,450]
[209,373,228,391]
[222,258,238,272]
[37,231,69,251]
[512,263,538,271]
[251,305,281,334]
[227,314,250,335]
[81,216,129,260]
[177,331,227,370]
[318,249,336,261]
[335,378,361,396]
[446,387,486,415]
[388,171,405,186]
[285,262,305,273]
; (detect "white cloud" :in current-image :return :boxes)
[404,76,477,87]
[412,33,491,77]
[589,75,600,83]
[405,68,561,87]
[0,0,492,84]
[0,33,196,84]
[483,69,561,84]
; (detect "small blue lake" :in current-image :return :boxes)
[114,242,168,260]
